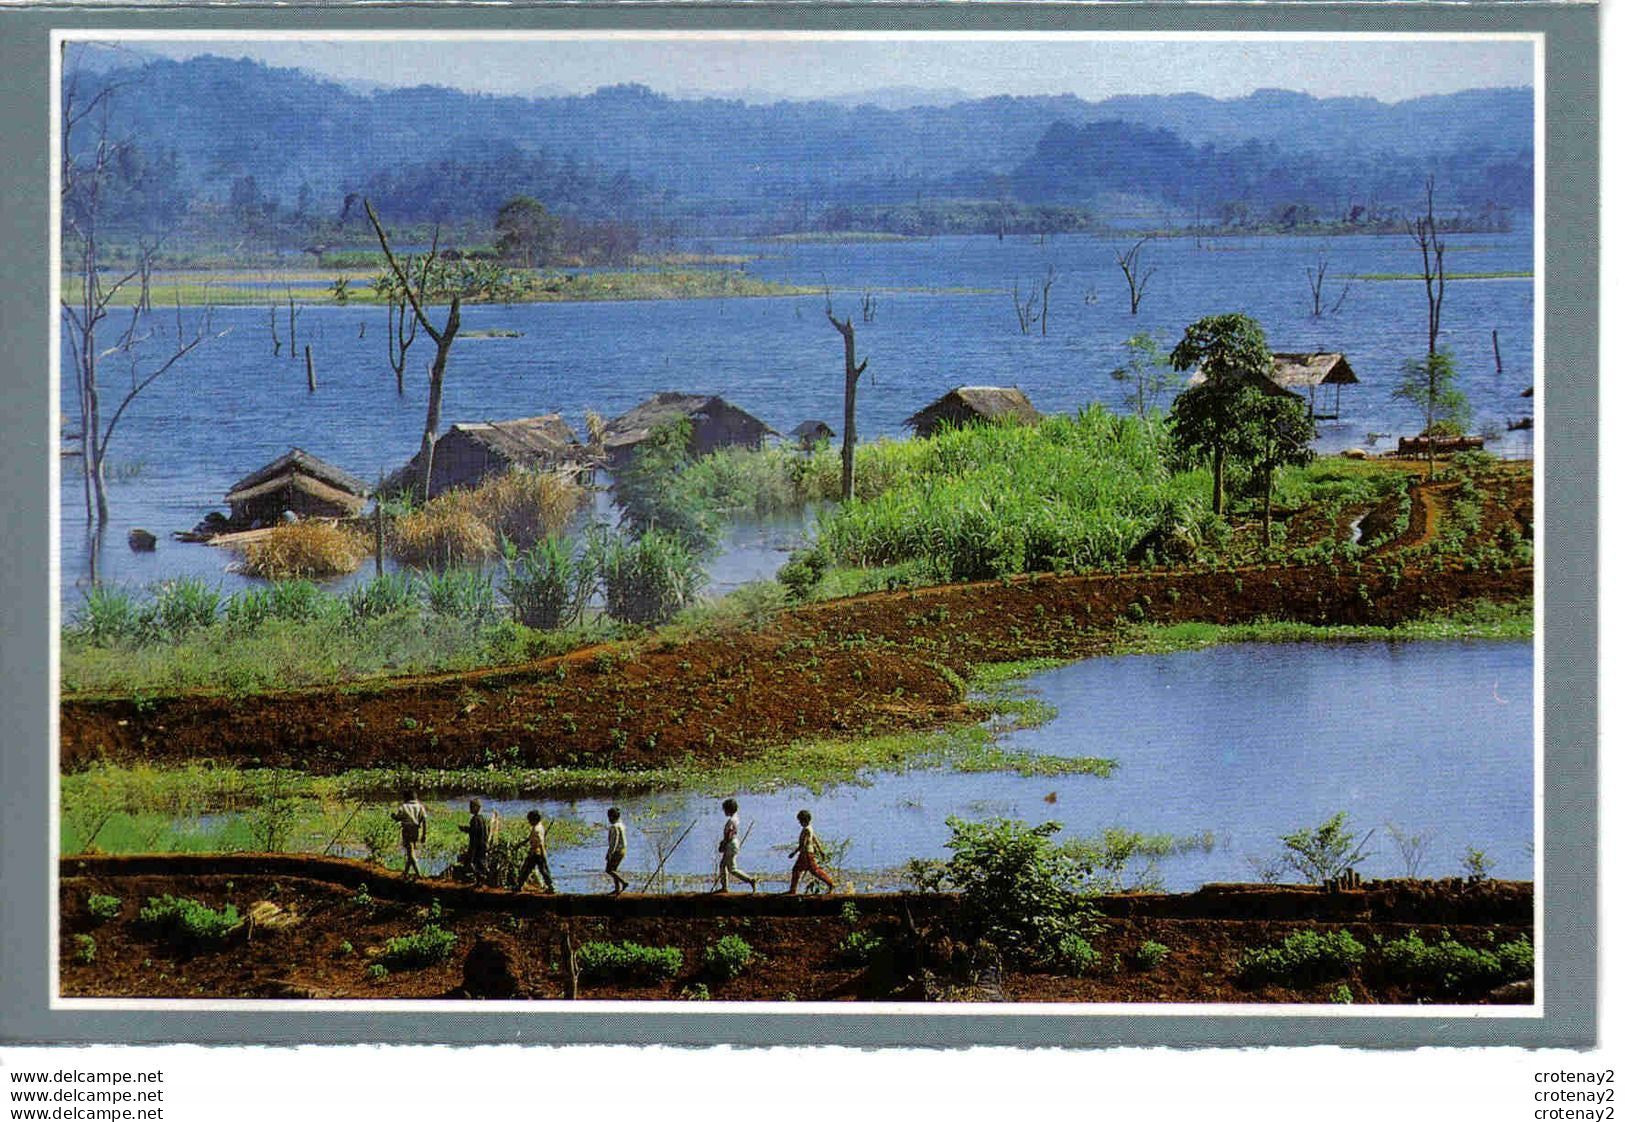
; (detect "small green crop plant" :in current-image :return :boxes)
[1374,930,1532,997]
[86,894,122,924]
[834,929,885,967]
[1133,939,1172,971]
[366,963,389,981]
[378,924,457,970]
[701,934,755,981]
[137,895,241,949]
[73,934,97,964]
[1055,933,1102,977]
[576,941,683,983]
[1237,929,1366,989]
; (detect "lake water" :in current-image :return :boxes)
[451,639,1533,893]
[57,230,1535,605]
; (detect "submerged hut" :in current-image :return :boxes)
[1186,352,1359,419]
[601,393,776,468]
[904,386,1042,438]
[1269,353,1359,419]
[225,448,369,528]
[385,414,582,499]
[790,420,836,450]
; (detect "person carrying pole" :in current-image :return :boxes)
[513,809,555,894]
[786,809,837,895]
[715,798,756,893]
[604,807,630,896]
[459,797,492,886]
[392,789,428,879]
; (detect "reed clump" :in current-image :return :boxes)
[238,521,369,580]
[390,469,585,567]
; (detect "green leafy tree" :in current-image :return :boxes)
[1392,349,1470,477]
[936,817,1099,965]
[494,195,561,269]
[1236,391,1316,553]
[1279,811,1373,885]
[1109,332,1179,420]
[1168,313,1275,515]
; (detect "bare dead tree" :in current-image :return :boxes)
[286,288,299,356]
[1039,264,1056,336]
[861,289,877,324]
[1012,280,1038,334]
[825,293,869,503]
[1407,176,1447,354]
[384,259,421,396]
[268,301,282,356]
[1306,250,1351,318]
[1114,237,1156,315]
[61,53,221,534]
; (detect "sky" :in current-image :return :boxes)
[100,35,1535,105]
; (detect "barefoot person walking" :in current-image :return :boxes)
[715,798,756,893]
[786,809,838,895]
[512,809,556,894]
[459,798,492,886]
[604,808,630,895]
[393,790,428,879]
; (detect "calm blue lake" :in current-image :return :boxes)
[448,639,1532,893]
[58,230,1534,604]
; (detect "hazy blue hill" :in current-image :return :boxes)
[70,54,1534,232]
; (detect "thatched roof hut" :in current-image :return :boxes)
[905,386,1042,438]
[790,420,836,449]
[225,448,369,527]
[601,393,776,468]
[1187,352,1358,418]
[385,414,582,499]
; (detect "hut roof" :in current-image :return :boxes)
[447,414,579,463]
[227,473,368,512]
[602,392,776,452]
[226,448,368,504]
[905,386,1043,432]
[791,420,835,440]
[1269,352,1359,389]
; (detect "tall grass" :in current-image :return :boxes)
[237,521,370,580]
[813,410,1211,581]
[599,529,704,626]
[391,468,585,567]
[501,536,593,630]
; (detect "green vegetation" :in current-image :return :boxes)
[701,934,756,980]
[1278,812,1372,884]
[1238,929,1366,988]
[1134,939,1172,970]
[1055,933,1102,977]
[1114,600,1532,655]
[73,935,97,965]
[834,929,886,966]
[377,923,457,969]
[576,940,684,983]
[1373,930,1532,997]
[600,529,704,626]
[1061,828,1217,894]
[86,893,123,924]
[136,895,241,949]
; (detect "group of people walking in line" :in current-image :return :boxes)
[391,793,839,895]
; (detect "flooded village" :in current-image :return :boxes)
[58,37,1536,1004]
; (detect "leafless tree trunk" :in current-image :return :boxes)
[287,289,299,356]
[1408,176,1446,355]
[1039,265,1056,336]
[825,298,869,503]
[367,200,461,498]
[1012,280,1038,334]
[268,301,282,355]
[1114,237,1156,315]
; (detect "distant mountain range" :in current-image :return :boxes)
[66,53,1534,236]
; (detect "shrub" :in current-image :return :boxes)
[1374,930,1533,997]
[613,418,716,552]
[598,529,703,626]
[576,940,683,983]
[1134,939,1172,971]
[935,817,1099,965]
[378,924,457,970]
[366,963,389,980]
[701,934,755,980]
[73,934,97,964]
[1279,812,1371,884]
[1237,929,1366,989]
[344,572,416,621]
[1331,983,1354,1004]
[501,535,592,630]
[834,929,885,967]
[357,813,398,864]
[247,772,300,852]
[1055,933,1101,976]
[137,895,241,948]
[420,568,498,624]
[238,522,369,580]
[776,548,828,601]
[71,585,143,645]
[1461,847,1496,884]
[86,894,122,924]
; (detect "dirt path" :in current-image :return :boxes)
[60,470,1532,774]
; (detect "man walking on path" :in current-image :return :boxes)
[513,809,555,893]
[715,798,757,893]
[605,807,630,895]
[393,790,428,879]
[460,798,492,886]
[786,809,838,895]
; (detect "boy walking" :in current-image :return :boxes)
[513,809,555,893]
[604,808,630,895]
[787,809,837,894]
[715,798,756,893]
[459,798,492,885]
[393,790,428,879]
